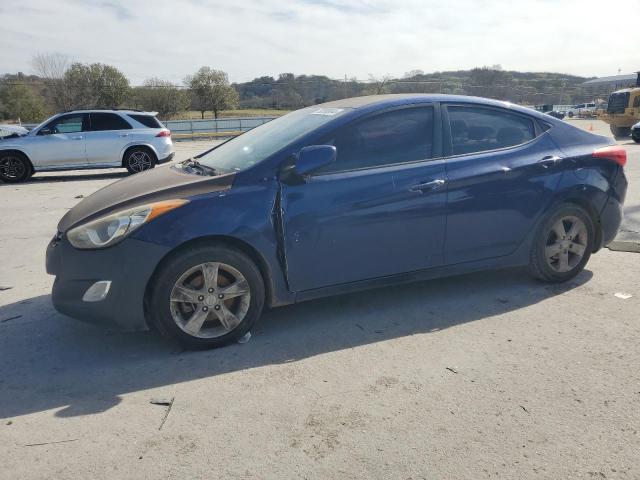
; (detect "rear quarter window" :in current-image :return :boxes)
[127,114,163,128]
[447,106,536,156]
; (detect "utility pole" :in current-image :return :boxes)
[344,74,348,99]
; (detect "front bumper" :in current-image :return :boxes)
[46,234,170,331]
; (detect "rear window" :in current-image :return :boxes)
[448,106,536,156]
[89,113,132,131]
[127,114,163,129]
[608,92,630,114]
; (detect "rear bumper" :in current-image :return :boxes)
[46,234,170,331]
[600,168,628,247]
[158,152,175,164]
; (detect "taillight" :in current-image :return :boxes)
[593,145,626,167]
[156,130,171,138]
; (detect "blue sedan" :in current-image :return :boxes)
[46,95,628,349]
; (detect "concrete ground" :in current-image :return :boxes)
[0,120,638,479]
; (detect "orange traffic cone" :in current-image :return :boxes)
[588,123,593,131]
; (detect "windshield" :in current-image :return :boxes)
[196,106,349,172]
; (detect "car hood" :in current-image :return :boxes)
[0,124,29,135]
[57,165,235,232]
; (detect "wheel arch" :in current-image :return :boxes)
[0,148,34,173]
[143,234,277,327]
[121,143,158,167]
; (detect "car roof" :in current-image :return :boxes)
[61,109,158,116]
[319,94,549,119]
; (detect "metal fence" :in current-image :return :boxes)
[164,117,276,140]
[18,116,278,141]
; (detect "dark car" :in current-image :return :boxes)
[545,110,565,120]
[46,94,628,349]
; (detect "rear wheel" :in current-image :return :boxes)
[529,204,594,283]
[610,125,631,138]
[148,245,265,349]
[0,152,31,183]
[632,132,640,144]
[124,147,156,174]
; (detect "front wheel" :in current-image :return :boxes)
[148,245,265,349]
[529,204,594,283]
[0,152,31,183]
[610,125,631,138]
[632,132,640,144]
[124,147,156,174]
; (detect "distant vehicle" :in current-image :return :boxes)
[632,121,640,143]
[598,73,640,138]
[0,110,174,183]
[46,94,627,349]
[566,103,596,118]
[546,111,565,119]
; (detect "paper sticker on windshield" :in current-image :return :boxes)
[308,108,344,116]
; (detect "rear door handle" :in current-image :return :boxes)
[409,179,447,193]
[538,155,562,168]
[71,135,84,140]
[119,133,130,137]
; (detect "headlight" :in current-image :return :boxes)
[67,199,189,249]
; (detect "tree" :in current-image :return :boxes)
[31,53,72,110]
[366,74,392,95]
[64,63,130,109]
[134,78,189,118]
[185,67,239,119]
[0,84,46,122]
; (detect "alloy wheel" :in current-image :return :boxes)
[128,151,152,173]
[544,215,588,273]
[0,156,26,180]
[169,262,251,338]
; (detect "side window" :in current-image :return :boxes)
[447,106,535,156]
[42,114,84,134]
[315,107,434,173]
[89,113,132,131]
[633,97,640,108]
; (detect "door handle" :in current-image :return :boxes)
[538,155,562,168]
[71,135,84,140]
[409,179,447,193]
[119,133,130,137]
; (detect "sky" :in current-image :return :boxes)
[1,0,638,85]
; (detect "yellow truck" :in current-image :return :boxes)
[598,72,640,138]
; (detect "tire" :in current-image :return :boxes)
[610,125,631,138]
[0,151,31,183]
[632,133,640,144]
[529,204,594,283]
[147,244,265,349]
[567,111,574,118]
[124,147,156,174]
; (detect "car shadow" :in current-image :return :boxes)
[25,171,128,184]
[0,267,593,420]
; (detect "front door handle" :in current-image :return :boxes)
[409,179,447,193]
[71,135,84,140]
[538,155,562,168]
[119,133,130,137]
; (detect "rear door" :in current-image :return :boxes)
[27,113,88,168]
[84,112,134,166]
[442,104,565,264]
[281,104,448,292]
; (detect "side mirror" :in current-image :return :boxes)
[38,127,54,136]
[295,145,336,176]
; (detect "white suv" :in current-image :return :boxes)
[0,110,174,183]
[566,103,596,118]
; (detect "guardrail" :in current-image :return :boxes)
[18,116,278,141]
[165,117,276,141]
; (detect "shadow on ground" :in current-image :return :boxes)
[0,268,592,419]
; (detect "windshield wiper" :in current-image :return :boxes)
[181,158,218,176]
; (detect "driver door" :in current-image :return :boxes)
[28,113,88,169]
